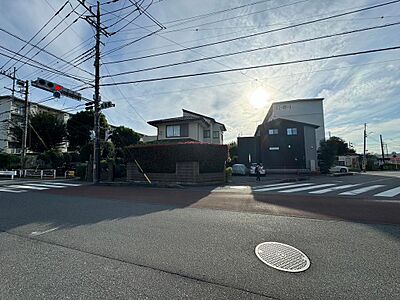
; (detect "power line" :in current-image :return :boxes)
[103,21,400,77]
[0,1,70,70]
[100,45,400,86]
[9,2,81,72]
[0,28,94,77]
[0,47,93,84]
[161,0,309,35]
[120,0,276,33]
[104,0,400,62]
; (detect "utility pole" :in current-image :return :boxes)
[21,80,29,169]
[11,67,16,97]
[93,1,101,183]
[363,123,367,172]
[380,134,385,170]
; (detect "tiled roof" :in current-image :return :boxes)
[147,116,203,126]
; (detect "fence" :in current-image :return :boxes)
[23,169,56,179]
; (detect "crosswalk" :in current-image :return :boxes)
[248,182,400,198]
[0,181,82,194]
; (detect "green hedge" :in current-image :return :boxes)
[124,143,228,173]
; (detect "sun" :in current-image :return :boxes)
[250,87,269,108]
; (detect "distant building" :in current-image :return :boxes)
[262,98,325,146]
[0,95,71,153]
[147,109,226,144]
[237,98,325,172]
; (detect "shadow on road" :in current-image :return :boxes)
[250,191,400,240]
[0,185,211,232]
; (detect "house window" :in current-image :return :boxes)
[269,146,280,151]
[166,124,188,137]
[287,128,298,135]
[268,129,278,135]
[203,130,210,138]
[213,131,219,139]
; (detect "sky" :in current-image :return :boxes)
[0,0,399,154]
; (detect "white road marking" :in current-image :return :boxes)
[25,183,66,188]
[339,185,385,196]
[253,183,313,192]
[0,188,26,193]
[252,182,296,190]
[279,183,336,193]
[48,182,82,186]
[8,185,48,190]
[309,184,360,194]
[31,227,60,236]
[374,186,400,197]
[229,186,249,189]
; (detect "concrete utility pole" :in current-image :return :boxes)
[93,1,101,183]
[11,67,16,97]
[21,80,29,169]
[363,123,367,172]
[380,134,385,169]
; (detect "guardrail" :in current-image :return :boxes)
[0,170,17,180]
[23,169,56,179]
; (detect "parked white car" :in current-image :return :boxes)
[249,163,266,176]
[329,165,349,173]
[232,164,248,176]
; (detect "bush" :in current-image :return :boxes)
[124,143,228,173]
[76,163,87,180]
[0,153,20,169]
[225,167,233,177]
[37,150,64,169]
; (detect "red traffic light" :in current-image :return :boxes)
[55,85,62,91]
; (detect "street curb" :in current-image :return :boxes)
[327,172,355,177]
[96,181,185,189]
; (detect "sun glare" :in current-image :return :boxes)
[250,87,269,108]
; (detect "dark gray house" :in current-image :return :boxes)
[238,118,319,172]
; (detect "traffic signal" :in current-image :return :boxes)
[100,101,115,109]
[31,78,82,101]
[85,101,95,111]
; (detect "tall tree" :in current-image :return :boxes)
[29,112,67,152]
[110,126,141,149]
[67,110,108,150]
[318,136,356,173]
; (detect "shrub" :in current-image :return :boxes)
[76,163,87,180]
[0,153,20,169]
[225,167,233,177]
[124,143,228,173]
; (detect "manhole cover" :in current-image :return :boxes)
[255,242,310,273]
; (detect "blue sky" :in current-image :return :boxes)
[0,0,399,153]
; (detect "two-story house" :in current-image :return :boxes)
[147,109,226,144]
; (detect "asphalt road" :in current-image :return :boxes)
[1,180,399,299]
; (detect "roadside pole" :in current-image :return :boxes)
[363,123,367,172]
[380,134,385,169]
[21,80,29,169]
[93,1,101,183]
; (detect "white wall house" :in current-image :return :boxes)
[262,98,325,147]
[0,95,71,153]
[148,109,226,144]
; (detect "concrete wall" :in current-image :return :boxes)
[127,161,225,184]
[268,99,325,146]
[303,125,318,170]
